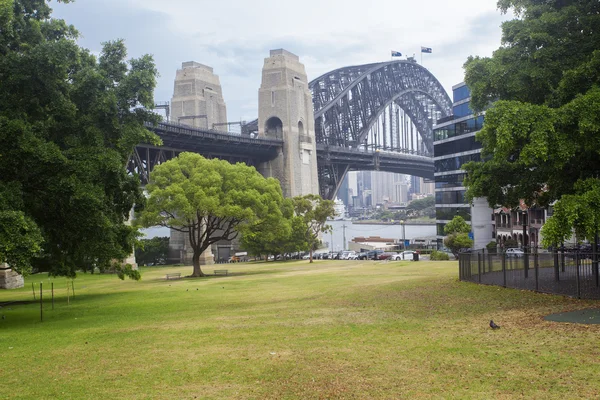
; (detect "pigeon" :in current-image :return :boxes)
[489,320,500,329]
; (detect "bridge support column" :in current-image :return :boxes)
[168,229,214,266]
[0,265,24,289]
[170,61,227,129]
[122,208,138,270]
[258,49,319,198]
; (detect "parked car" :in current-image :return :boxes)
[340,251,357,260]
[391,251,415,261]
[505,248,524,257]
[377,252,395,260]
[364,249,384,260]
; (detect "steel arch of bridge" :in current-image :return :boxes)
[309,60,452,199]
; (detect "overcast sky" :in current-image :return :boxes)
[51,0,512,122]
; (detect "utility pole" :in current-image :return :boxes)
[342,224,347,251]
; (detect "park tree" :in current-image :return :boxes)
[136,153,285,277]
[240,198,294,260]
[462,0,600,243]
[135,237,170,266]
[0,0,160,278]
[443,216,473,258]
[292,194,335,262]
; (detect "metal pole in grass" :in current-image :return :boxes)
[32,282,36,300]
[51,282,54,310]
[40,282,43,322]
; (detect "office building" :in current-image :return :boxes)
[433,82,493,249]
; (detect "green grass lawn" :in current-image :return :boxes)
[1,260,599,399]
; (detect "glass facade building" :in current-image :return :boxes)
[433,82,493,248]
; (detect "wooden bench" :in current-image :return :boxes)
[165,273,181,280]
[213,269,229,276]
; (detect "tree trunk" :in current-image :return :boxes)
[309,248,314,263]
[191,251,205,277]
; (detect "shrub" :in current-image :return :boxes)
[430,250,450,261]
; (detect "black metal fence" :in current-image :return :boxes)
[459,249,600,299]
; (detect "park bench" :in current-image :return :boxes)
[165,273,181,280]
[213,269,229,276]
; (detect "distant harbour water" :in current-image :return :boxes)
[326,220,436,252]
[141,220,437,253]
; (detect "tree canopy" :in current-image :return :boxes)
[136,153,285,276]
[292,195,335,262]
[0,0,160,277]
[240,198,295,260]
[463,0,600,242]
[443,216,473,258]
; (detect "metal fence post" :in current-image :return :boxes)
[502,251,507,288]
[593,236,599,287]
[553,249,559,281]
[524,246,529,279]
[482,249,486,274]
[477,252,482,283]
[534,250,539,292]
[576,252,581,299]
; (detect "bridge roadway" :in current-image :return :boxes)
[135,122,434,184]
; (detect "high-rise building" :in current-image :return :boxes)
[433,82,493,249]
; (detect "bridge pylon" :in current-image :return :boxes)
[257,49,319,198]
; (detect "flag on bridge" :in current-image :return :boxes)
[421,46,432,53]
[391,51,402,57]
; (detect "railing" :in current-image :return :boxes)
[459,249,600,299]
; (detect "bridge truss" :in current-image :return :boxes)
[142,60,452,200]
[309,60,452,199]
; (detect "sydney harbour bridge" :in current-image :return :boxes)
[128,56,452,200]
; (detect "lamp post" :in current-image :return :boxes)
[400,220,406,250]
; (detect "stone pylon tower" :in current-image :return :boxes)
[257,49,319,198]
[168,62,228,266]
[170,62,227,129]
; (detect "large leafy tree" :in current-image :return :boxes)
[136,153,285,277]
[463,0,600,242]
[135,237,169,266]
[240,198,294,260]
[0,0,160,277]
[292,195,335,262]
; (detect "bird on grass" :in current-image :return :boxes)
[490,320,500,329]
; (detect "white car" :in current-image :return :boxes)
[391,251,415,261]
[505,248,525,257]
[340,251,357,260]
